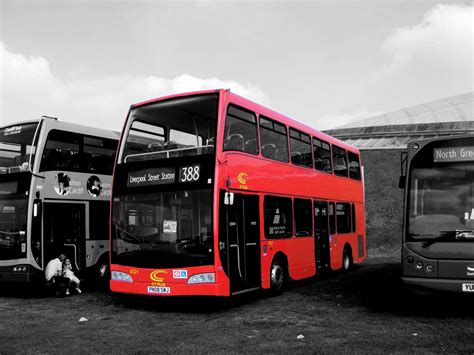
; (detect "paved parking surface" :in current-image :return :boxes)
[0,257,473,353]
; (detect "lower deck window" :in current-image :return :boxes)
[264,196,293,238]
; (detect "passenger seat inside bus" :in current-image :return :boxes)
[225,134,244,151]
[244,139,258,154]
[147,142,163,152]
[262,144,277,159]
[276,147,288,161]
[292,151,302,165]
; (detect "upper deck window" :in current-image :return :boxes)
[348,151,361,180]
[121,94,218,163]
[123,121,165,159]
[289,128,312,168]
[0,123,37,170]
[259,116,288,162]
[332,145,348,177]
[40,130,117,175]
[223,105,258,155]
[313,138,332,174]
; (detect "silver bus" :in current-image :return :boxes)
[0,116,118,284]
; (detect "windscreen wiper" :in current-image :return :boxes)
[421,230,462,248]
[114,225,141,243]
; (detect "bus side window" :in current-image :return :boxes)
[313,138,332,173]
[294,198,313,236]
[290,128,312,168]
[260,116,288,163]
[336,203,351,234]
[264,196,293,238]
[348,152,361,180]
[40,130,80,172]
[84,136,117,175]
[329,202,336,235]
[332,145,348,177]
[223,105,258,155]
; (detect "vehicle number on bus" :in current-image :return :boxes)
[462,283,474,292]
[179,164,200,183]
[147,286,171,294]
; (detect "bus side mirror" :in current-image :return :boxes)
[398,176,406,189]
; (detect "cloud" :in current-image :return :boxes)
[326,3,473,130]
[369,4,473,107]
[0,42,269,129]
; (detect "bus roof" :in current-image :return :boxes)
[131,89,360,154]
[1,117,120,141]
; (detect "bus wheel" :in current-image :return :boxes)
[342,247,353,272]
[270,261,286,295]
[96,257,110,289]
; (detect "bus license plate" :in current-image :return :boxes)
[462,283,474,292]
[147,286,170,294]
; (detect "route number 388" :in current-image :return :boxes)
[180,165,200,182]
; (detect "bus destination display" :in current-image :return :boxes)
[179,164,200,183]
[433,146,474,163]
[128,167,176,187]
[128,164,201,187]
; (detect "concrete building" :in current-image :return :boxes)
[324,92,474,257]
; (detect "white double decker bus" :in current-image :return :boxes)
[0,116,118,284]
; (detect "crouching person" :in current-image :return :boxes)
[45,253,70,296]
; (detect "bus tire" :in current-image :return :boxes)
[342,246,353,272]
[269,260,286,295]
[95,255,110,289]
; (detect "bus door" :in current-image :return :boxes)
[220,192,260,294]
[314,200,330,272]
[43,202,86,272]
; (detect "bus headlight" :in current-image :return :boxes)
[187,273,215,284]
[415,261,423,270]
[111,271,133,282]
[12,265,27,272]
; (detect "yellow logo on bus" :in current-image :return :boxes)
[238,173,248,185]
[150,270,167,282]
[238,173,248,190]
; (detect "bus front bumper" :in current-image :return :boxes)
[0,265,43,283]
[110,280,229,296]
[402,276,474,293]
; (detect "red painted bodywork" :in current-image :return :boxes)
[110,89,366,296]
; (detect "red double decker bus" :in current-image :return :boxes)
[110,89,366,297]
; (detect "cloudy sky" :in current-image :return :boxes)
[0,0,472,130]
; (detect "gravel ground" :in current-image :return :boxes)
[0,257,473,354]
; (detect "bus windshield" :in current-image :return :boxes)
[0,197,28,260]
[408,163,474,241]
[0,123,38,171]
[112,188,213,268]
[121,94,218,163]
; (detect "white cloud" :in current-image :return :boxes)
[325,4,473,130]
[0,42,269,129]
[369,4,473,106]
